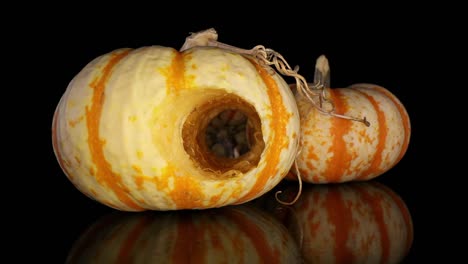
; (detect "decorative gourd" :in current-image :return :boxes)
[52,29,300,211]
[260,181,414,264]
[291,56,411,183]
[65,205,301,263]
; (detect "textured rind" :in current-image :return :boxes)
[295,83,410,183]
[52,46,300,211]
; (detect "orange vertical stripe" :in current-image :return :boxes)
[372,86,411,165]
[161,51,208,209]
[117,215,153,263]
[358,185,390,264]
[353,89,388,179]
[172,215,194,264]
[325,89,352,182]
[376,182,413,257]
[170,173,205,209]
[224,209,280,263]
[237,61,291,203]
[164,52,185,94]
[172,214,206,264]
[324,187,355,263]
[86,49,143,211]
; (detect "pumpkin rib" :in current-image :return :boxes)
[374,182,414,257]
[323,186,355,262]
[323,89,353,183]
[224,209,281,263]
[350,84,411,174]
[236,59,295,203]
[52,82,99,201]
[117,216,153,262]
[348,87,389,180]
[355,184,391,263]
[350,83,411,165]
[85,49,144,211]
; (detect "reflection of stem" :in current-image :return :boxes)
[275,160,302,205]
[286,206,304,252]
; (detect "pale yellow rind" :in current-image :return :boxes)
[53,46,300,210]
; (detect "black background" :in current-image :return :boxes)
[20,4,460,263]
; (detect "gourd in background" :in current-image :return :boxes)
[52,28,300,211]
[290,55,411,183]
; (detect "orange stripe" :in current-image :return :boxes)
[163,52,185,94]
[163,164,205,209]
[324,89,352,182]
[172,215,194,264]
[224,208,280,263]
[237,61,291,202]
[297,189,320,252]
[172,214,206,264]
[372,86,411,165]
[170,174,205,208]
[86,49,143,211]
[357,184,390,264]
[207,221,224,251]
[353,89,388,180]
[161,51,207,209]
[376,182,414,257]
[324,186,355,263]
[117,215,153,263]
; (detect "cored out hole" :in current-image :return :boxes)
[182,91,264,175]
[205,110,251,159]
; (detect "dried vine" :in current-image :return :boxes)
[180,28,370,205]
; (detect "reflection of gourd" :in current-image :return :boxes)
[291,56,411,183]
[52,29,300,211]
[261,181,413,264]
[65,205,301,263]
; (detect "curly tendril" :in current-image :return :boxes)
[181,28,370,205]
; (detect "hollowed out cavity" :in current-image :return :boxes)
[182,93,265,177]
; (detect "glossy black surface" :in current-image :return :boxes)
[60,180,413,263]
[33,12,439,262]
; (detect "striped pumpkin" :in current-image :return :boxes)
[264,181,413,264]
[52,45,300,211]
[293,83,410,183]
[65,205,301,263]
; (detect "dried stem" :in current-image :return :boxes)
[311,55,370,126]
[180,28,369,127]
[180,28,370,205]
